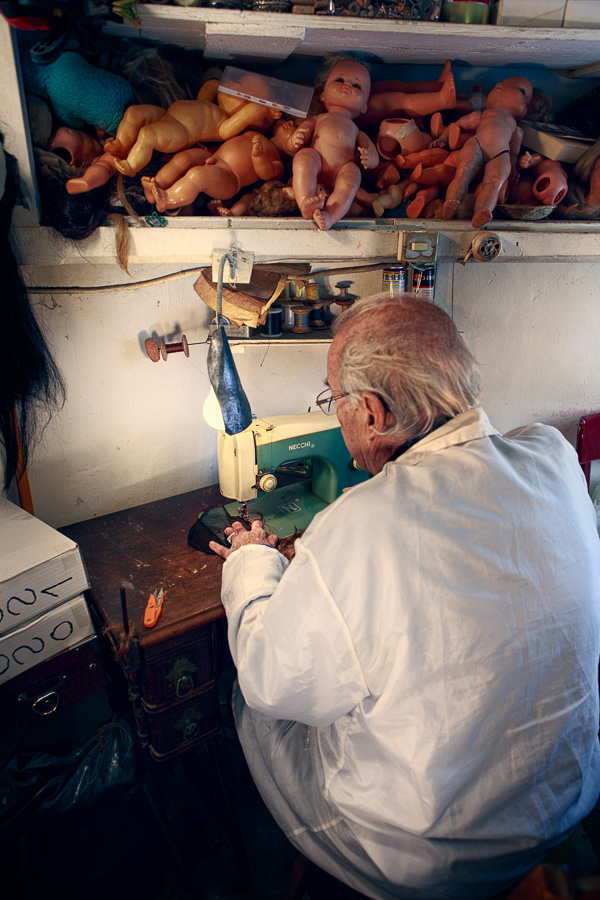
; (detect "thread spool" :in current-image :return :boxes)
[309,305,326,328]
[145,335,192,362]
[260,305,283,338]
[305,281,320,302]
[291,306,312,334]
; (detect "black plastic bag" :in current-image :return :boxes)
[0,719,137,827]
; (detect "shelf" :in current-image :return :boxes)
[14,218,600,271]
[104,8,600,70]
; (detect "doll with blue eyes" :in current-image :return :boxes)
[287,59,379,232]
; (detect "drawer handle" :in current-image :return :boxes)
[176,674,195,697]
[183,721,200,739]
[32,690,60,716]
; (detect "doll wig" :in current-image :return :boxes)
[0,136,66,490]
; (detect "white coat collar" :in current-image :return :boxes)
[392,407,500,467]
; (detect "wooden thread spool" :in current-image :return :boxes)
[291,307,312,334]
[145,335,190,362]
[305,281,320,302]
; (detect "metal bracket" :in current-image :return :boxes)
[212,248,255,285]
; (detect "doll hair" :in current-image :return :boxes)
[526,89,553,123]
[248,180,298,216]
[561,140,600,215]
[0,135,66,490]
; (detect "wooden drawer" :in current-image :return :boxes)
[140,686,220,761]
[139,624,217,712]
[0,637,106,738]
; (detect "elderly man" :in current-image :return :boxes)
[209,294,600,900]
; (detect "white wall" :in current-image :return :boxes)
[19,258,600,528]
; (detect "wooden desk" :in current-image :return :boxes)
[60,485,228,761]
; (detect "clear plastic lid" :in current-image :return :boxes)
[218,66,314,119]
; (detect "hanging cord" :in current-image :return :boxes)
[215,251,235,328]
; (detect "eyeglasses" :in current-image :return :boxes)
[315,387,351,415]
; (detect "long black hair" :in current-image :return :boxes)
[0,136,66,490]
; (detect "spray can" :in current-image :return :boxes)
[382,265,408,295]
[412,265,435,301]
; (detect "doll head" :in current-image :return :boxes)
[47,127,103,167]
[485,77,533,120]
[320,59,371,120]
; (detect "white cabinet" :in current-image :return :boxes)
[4,10,600,267]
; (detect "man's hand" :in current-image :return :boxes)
[209,518,279,560]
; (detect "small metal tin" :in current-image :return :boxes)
[382,265,408,295]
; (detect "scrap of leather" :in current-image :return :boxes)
[194,263,311,327]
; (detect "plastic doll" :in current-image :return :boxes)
[105,87,282,178]
[442,76,533,228]
[289,59,379,231]
[141,131,284,213]
[518,152,568,206]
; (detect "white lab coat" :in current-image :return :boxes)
[221,408,600,899]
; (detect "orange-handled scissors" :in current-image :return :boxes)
[144,587,165,628]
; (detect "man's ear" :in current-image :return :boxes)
[362,391,389,433]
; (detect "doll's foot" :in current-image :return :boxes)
[300,194,324,220]
[443,199,460,220]
[471,208,493,228]
[407,195,427,218]
[114,158,135,177]
[141,176,157,205]
[430,112,444,140]
[438,60,451,82]
[372,200,384,217]
[208,198,231,216]
[439,71,456,110]
[411,163,423,183]
[313,209,334,231]
[151,182,170,212]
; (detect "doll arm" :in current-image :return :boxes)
[357,131,379,170]
[290,117,316,151]
[251,135,285,181]
[65,153,118,194]
[508,125,524,179]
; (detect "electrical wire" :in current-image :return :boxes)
[24,260,399,295]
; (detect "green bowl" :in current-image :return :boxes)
[440,2,490,24]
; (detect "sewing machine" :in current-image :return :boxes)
[217,411,369,536]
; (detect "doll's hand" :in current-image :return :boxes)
[291,127,310,150]
[252,134,264,156]
[358,144,379,170]
[209,519,279,560]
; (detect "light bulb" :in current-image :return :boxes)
[202,387,225,430]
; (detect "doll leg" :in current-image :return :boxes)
[114,116,193,177]
[471,154,511,227]
[150,161,239,212]
[407,185,439,218]
[141,147,211,202]
[66,155,118,194]
[293,148,325,220]
[314,161,362,231]
[218,102,281,141]
[103,106,165,158]
[361,70,456,129]
[411,162,457,187]
[443,137,483,220]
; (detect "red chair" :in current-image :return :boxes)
[576,412,600,490]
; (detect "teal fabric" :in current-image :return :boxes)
[21,51,135,136]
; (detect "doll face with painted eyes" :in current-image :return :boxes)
[486,77,533,120]
[47,127,103,167]
[320,61,371,118]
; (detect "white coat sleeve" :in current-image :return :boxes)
[221,543,369,726]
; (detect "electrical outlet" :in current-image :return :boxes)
[400,232,438,264]
[212,250,255,285]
